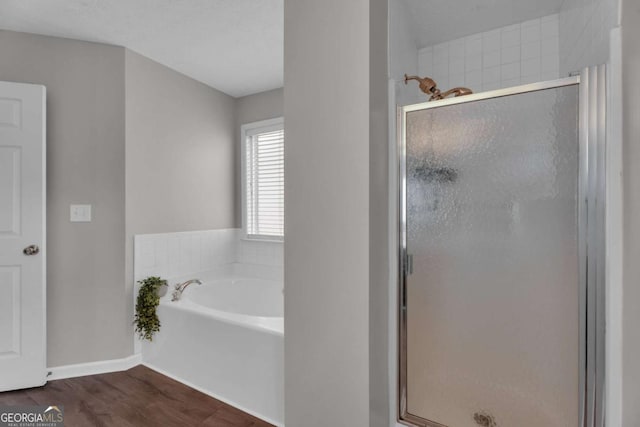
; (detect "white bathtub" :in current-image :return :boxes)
[141,264,284,426]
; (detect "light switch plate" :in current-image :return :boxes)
[70,204,92,222]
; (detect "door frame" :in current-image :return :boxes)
[397,68,606,427]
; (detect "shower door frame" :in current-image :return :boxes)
[397,67,607,427]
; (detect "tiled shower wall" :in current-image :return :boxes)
[417,14,560,93]
[559,0,619,74]
[134,229,283,282]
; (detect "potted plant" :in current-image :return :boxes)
[134,276,168,341]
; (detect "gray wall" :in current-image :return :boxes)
[622,0,640,424]
[283,0,370,425]
[234,88,284,227]
[369,0,391,426]
[125,50,236,344]
[0,32,240,366]
[0,31,128,366]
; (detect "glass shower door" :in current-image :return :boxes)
[400,81,582,427]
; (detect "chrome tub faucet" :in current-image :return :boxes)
[171,279,202,301]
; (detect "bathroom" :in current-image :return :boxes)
[0,0,638,426]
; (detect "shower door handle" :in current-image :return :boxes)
[401,252,413,311]
[404,252,413,276]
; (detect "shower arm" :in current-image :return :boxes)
[404,74,439,96]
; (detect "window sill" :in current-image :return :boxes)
[240,237,284,244]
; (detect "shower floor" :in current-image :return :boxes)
[0,365,274,426]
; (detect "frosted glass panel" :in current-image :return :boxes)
[405,86,579,427]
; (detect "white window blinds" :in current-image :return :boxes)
[245,122,284,239]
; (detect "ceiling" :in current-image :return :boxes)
[402,0,566,48]
[0,0,283,98]
[0,1,567,96]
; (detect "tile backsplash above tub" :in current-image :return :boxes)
[134,229,283,282]
[238,238,284,266]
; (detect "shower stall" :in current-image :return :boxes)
[398,67,606,427]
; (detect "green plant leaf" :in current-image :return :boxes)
[133,276,167,341]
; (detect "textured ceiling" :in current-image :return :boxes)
[402,0,565,48]
[0,0,283,97]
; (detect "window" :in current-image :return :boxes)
[241,118,284,240]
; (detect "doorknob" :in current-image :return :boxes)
[23,245,40,256]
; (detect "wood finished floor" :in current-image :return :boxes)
[0,365,274,427]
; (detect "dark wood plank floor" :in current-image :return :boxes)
[0,365,274,427]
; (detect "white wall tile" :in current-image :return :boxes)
[167,235,182,278]
[541,15,560,38]
[274,246,284,267]
[541,70,561,82]
[541,54,560,73]
[521,41,541,60]
[482,29,501,52]
[136,236,155,270]
[450,73,465,88]
[133,228,282,285]
[482,81,502,92]
[464,71,482,89]
[501,62,520,81]
[179,235,195,274]
[449,56,465,73]
[155,237,169,279]
[417,47,433,77]
[465,35,482,55]
[501,27,521,48]
[521,57,541,77]
[483,50,501,68]
[501,45,520,64]
[541,37,560,57]
[521,74,541,85]
[433,43,449,64]
[201,233,213,270]
[465,54,482,72]
[482,66,500,84]
[521,19,541,44]
[417,13,560,94]
[238,239,284,267]
[502,77,521,87]
[449,39,465,58]
[559,0,618,74]
[432,61,448,80]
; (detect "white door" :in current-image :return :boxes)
[0,81,46,391]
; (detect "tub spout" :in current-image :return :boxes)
[171,279,202,301]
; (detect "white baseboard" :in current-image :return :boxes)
[142,362,284,427]
[47,354,142,381]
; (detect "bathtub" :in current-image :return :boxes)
[141,264,284,426]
